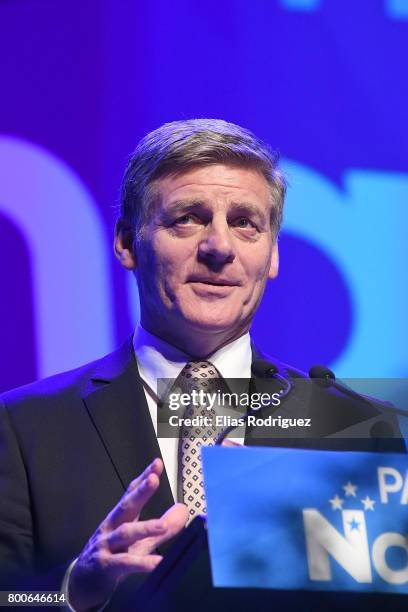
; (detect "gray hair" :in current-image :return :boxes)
[118,118,286,243]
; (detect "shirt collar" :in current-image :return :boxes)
[133,324,252,393]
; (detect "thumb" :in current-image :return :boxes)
[160,503,189,538]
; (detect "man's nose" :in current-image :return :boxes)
[198,218,235,267]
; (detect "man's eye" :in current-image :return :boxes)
[233,217,255,229]
[175,214,195,225]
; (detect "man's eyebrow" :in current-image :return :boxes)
[166,200,206,212]
[229,202,268,222]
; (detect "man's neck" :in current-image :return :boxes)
[139,320,250,359]
[134,324,253,388]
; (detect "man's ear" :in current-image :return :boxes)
[114,219,137,270]
[268,242,279,279]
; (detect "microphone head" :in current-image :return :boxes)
[252,359,279,378]
[309,364,336,387]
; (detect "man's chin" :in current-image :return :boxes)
[181,313,244,335]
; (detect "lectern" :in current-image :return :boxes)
[129,515,407,612]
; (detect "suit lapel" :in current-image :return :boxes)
[82,338,174,520]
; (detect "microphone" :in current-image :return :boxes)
[215,359,293,445]
[251,359,293,398]
[308,365,335,386]
[251,359,279,378]
[308,364,408,418]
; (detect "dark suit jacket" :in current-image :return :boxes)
[0,337,405,600]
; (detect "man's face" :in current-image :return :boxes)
[119,164,279,352]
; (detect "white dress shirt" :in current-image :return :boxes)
[133,325,252,500]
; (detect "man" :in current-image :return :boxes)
[0,119,404,610]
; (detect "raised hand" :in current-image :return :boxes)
[68,458,188,611]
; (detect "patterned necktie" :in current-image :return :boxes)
[177,360,224,520]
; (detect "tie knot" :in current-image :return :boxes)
[176,360,221,395]
[180,360,220,381]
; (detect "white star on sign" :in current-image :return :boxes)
[329,495,344,510]
[348,517,360,531]
[361,496,375,511]
[343,482,357,497]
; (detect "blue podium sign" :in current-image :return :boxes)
[202,446,408,594]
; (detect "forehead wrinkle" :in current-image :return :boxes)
[165,184,269,205]
[165,182,262,200]
[166,198,267,214]
[156,163,271,194]
[168,179,256,189]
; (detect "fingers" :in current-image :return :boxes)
[127,503,188,556]
[108,519,167,553]
[153,503,189,547]
[126,458,164,492]
[162,503,189,532]
[103,504,188,566]
[106,459,163,529]
[105,552,164,579]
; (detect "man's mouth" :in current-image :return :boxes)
[188,276,240,287]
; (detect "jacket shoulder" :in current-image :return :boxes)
[0,338,134,411]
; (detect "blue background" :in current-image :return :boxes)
[0,0,407,391]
